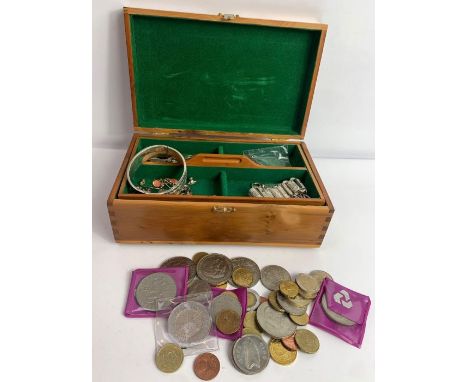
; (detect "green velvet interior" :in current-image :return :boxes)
[129,15,322,135]
[122,138,319,198]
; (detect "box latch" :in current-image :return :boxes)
[218,13,239,21]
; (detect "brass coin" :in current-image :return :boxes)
[192,252,210,265]
[243,311,262,332]
[268,291,285,312]
[290,294,313,308]
[279,280,299,298]
[216,282,228,289]
[289,313,309,326]
[247,292,256,308]
[243,327,262,337]
[155,343,184,373]
[299,289,318,299]
[232,268,254,288]
[269,339,297,365]
[295,329,320,354]
[281,335,298,351]
[216,309,241,335]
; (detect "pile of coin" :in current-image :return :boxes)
[151,252,333,378]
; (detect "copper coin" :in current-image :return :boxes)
[281,335,298,351]
[193,352,220,381]
[216,309,241,334]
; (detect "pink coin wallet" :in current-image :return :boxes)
[309,278,371,348]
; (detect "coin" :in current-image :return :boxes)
[281,335,298,351]
[232,334,270,375]
[243,327,262,337]
[232,268,254,288]
[256,302,296,339]
[197,253,233,285]
[230,257,261,287]
[261,265,291,291]
[279,280,299,298]
[296,273,321,296]
[299,289,318,299]
[192,252,210,265]
[276,291,308,316]
[243,311,262,332]
[294,329,320,354]
[155,343,184,373]
[193,352,220,381]
[168,301,212,346]
[269,339,297,365]
[220,290,238,300]
[216,282,228,289]
[188,279,212,295]
[260,296,268,304]
[247,289,260,312]
[268,291,285,312]
[211,292,242,320]
[216,309,241,334]
[320,294,355,326]
[309,270,333,284]
[289,313,309,326]
[161,256,196,283]
[135,272,177,311]
[290,294,313,308]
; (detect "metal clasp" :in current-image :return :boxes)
[212,206,237,213]
[219,13,238,21]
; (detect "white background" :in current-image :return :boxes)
[93,0,374,158]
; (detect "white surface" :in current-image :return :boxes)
[92,0,374,158]
[93,148,374,382]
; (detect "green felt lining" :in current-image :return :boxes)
[129,14,322,136]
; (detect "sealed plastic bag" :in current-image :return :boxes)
[243,145,291,166]
[124,267,189,318]
[309,278,371,348]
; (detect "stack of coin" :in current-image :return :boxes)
[211,291,243,335]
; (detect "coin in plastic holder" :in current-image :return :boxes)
[154,293,219,357]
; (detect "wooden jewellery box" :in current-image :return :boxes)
[107,8,334,247]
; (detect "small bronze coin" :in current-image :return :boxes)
[279,280,299,298]
[268,291,285,312]
[193,352,220,381]
[295,329,320,354]
[281,335,298,351]
[289,313,309,326]
[216,309,241,334]
[232,267,254,288]
[259,296,268,304]
[192,252,210,265]
[269,339,297,365]
[155,343,184,373]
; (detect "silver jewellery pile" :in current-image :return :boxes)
[126,145,196,195]
[249,177,310,199]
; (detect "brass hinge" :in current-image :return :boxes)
[218,13,239,21]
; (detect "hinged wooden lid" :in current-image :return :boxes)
[124,8,327,140]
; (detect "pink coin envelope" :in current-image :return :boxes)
[124,266,189,318]
[211,287,248,341]
[309,278,371,348]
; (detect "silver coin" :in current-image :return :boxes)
[232,334,269,375]
[160,256,196,283]
[229,257,261,287]
[134,273,177,311]
[247,289,260,312]
[321,294,355,326]
[296,273,321,295]
[276,292,308,316]
[187,278,212,295]
[260,265,291,291]
[196,253,232,285]
[211,292,242,320]
[168,301,212,347]
[256,302,296,338]
[309,270,333,284]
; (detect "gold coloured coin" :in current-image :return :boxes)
[155,343,184,373]
[290,294,313,308]
[289,313,309,326]
[242,327,262,337]
[279,280,299,299]
[295,329,320,354]
[216,282,228,289]
[243,311,262,332]
[247,292,256,308]
[269,339,297,365]
[232,268,254,288]
[268,291,285,312]
[192,252,210,265]
[216,309,241,334]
